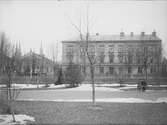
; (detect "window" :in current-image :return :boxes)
[99,45,105,47]
[109,45,114,52]
[128,67,132,74]
[88,45,95,59]
[119,67,123,75]
[150,65,156,74]
[118,52,124,63]
[138,66,142,74]
[109,52,114,63]
[99,52,105,63]
[81,65,86,74]
[109,67,114,74]
[66,45,74,62]
[99,67,104,74]
[136,53,143,64]
[66,52,74,62]
[127,51,133,64]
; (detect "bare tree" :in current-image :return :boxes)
[69,5,97,104]
[1,34,22,122]
[0,33,11,74]
[135,41,161,85]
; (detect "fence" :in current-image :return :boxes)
[0,75,57,85]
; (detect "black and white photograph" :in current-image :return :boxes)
[0,0,167,124]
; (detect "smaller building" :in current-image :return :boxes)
[22,51,54,76]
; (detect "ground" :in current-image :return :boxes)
[0,83,167,124]
[17,84,167,103]
[13,101,167,124]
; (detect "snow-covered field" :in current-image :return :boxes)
[1,83,167,91]
[0,114,35,125]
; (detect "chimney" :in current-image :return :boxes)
[120,32,124,37]
[141,32,145,36]
[152,31,156,37]
[130,32,134,37]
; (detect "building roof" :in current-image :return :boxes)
[23,52,53,64]
[62,33,161,43]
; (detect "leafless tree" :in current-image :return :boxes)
[135,42,161,84]
[49,42,59,77]
[68,5,97,104]
[1,33,22,122]
[0,33,11,74]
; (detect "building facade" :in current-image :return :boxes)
[22,51,54,76]
[62,31,162,82]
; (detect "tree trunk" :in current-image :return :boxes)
[11,101,16,122]
[8,80,16,122]
[90,65,95,105]
[145,66,148,82]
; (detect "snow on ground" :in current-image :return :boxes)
[119,86,137,90]
[20,97,167,103]
[67,84,122,92]
[0,84,6,88]
[96,83,120,87]
[160,85,167,87]
[48,84,66,89]
[124,84,138,87]
[11,84,45,89]
[0,114,35,125]
[1,83,167,91]
[156,98,167,103]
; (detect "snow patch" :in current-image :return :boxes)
[156,98,167,103]
[19,98,154,103]
[20,97,167,103]
[124,84,138,87]
[120,86,137,90]
[96,83,120,87]
[0,114,35,125]
[48,84,65,89]
[11,83,45,89]
[0,84,6,88]
[67,84,122,91]
[160,85,167,87]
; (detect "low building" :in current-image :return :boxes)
[22,51,54,76]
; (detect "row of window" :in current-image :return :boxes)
[66,44,158,54]
[67,51,156,64]
[98,67,132,74]
[81,66,157,75]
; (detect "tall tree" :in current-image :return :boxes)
[69,5,97,104]
[0,33,10,74]
[1,35,22,122]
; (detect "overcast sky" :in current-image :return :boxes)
[0,0,167,61]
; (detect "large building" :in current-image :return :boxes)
[62,31,162,83]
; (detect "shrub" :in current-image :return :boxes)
[64,63,84,87]
[54,67,64,85]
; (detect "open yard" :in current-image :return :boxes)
[1,84,167,124]
[10,101,167,125]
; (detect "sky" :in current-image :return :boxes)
[0,0,167,61]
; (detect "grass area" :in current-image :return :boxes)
[1,101,166,125]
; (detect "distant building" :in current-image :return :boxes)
[62,31,162,83]
[22,51,54,76]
